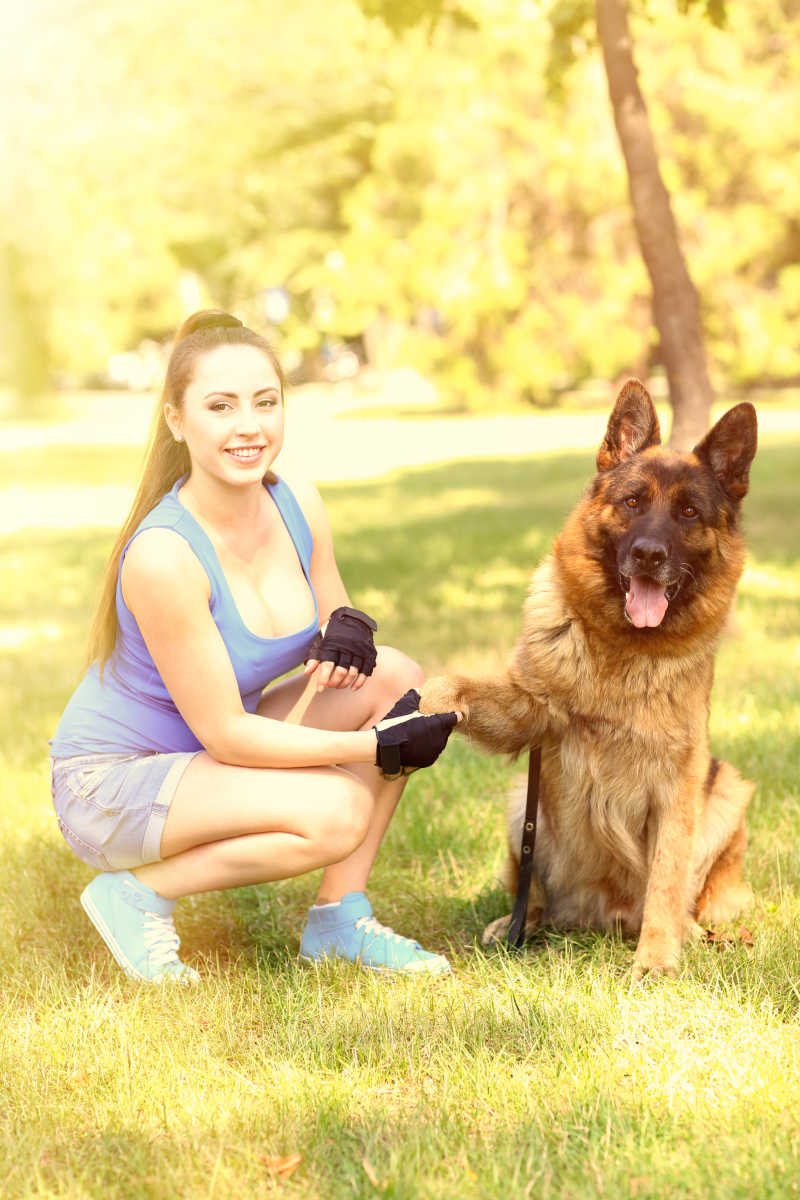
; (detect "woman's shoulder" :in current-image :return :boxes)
[121,526,209,594]
[274,468,329,537]
[274,467,321,509]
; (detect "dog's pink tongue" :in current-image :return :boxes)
[626,575,669,628]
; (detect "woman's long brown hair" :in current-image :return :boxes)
[86,309,284,671]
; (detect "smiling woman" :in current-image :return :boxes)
[157,341,317,640]
[84,310,288,669]
[165,342,285,490]
[48,309,460,984]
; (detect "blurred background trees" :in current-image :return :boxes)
[2,0,798,418]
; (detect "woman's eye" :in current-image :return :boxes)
[209,401,230,412]
[624,495,639,510]
[681,504,698,519]
[257,397,277,408]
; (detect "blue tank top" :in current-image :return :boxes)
[50,476,319,756]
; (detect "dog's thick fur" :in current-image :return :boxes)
[420,380,757,979]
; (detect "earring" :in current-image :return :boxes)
[174,434,183,443]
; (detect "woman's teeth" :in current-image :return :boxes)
[227,447,263,458]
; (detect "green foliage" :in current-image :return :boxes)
[358,0,479,35]
[544,0,596,98]
[2,0,798,407]
[676,0,728,28]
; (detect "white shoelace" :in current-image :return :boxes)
[354,915,409,945]
[142,910,182,970]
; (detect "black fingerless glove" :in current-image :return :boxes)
[374,690,459,780]
[381,688,423,720]
[305,606,378,676]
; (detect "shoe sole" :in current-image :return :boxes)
[81,887,198,985]
[298,953,450,977]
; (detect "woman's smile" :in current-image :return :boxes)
[225,445,266,461]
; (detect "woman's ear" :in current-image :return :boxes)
[163,403,182,442]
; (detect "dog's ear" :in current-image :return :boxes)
[693,402,757,503]
[597,379,661,472]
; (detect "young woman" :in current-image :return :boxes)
[49,310,459,983]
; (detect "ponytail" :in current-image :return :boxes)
[86,309,284,671]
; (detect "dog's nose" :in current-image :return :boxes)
[630,537,669,573]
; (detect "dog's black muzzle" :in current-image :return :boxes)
[617,525,683,605]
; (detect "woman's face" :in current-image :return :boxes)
[166,344,284,487]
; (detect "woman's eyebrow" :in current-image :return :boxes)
[202,387,280,400]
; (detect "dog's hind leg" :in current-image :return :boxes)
[694,760,754,926]
[482,900,544,946]
[696,818,752,925]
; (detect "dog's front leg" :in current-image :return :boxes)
[631,785,698,982]
[420,672,547,757]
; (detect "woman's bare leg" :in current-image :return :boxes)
[134,645,422,902]
[256,645,424,903]
[126,646,447,976]
[133,759,373,899]
[259,647,449,973]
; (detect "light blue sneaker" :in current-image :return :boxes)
[80,871,199,984]
[299,892,451,976]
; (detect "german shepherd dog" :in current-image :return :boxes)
[420,380,757,979]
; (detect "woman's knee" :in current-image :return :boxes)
[314,773,373,860]
[374,645,425,700]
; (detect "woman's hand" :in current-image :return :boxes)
[304,607,378,692]
[374,689,463,779]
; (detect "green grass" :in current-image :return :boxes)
[0,444,147,489]
[1,428,799,1197]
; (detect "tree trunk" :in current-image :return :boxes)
[595,0,713,448]
[0,242,51,410]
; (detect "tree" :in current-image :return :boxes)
[595,0,713,446]
[0,243,52,404]
[360,0,720,445]
[0,0,397,396]
[5,0,797,411]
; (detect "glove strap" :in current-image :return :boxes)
[336,606,378,632]
[373,727,404,780]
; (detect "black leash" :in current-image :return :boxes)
[506,745,541,949]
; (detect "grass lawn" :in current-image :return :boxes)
[1,424,799,1198]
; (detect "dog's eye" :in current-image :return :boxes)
[681,504,698,519]
[623,496,639,510]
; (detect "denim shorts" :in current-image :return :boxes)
[49,750,199,872]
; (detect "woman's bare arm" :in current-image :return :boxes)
[121,527,377,768]
[283,472,373,691]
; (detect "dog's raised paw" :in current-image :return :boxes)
[419,676,466,718]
